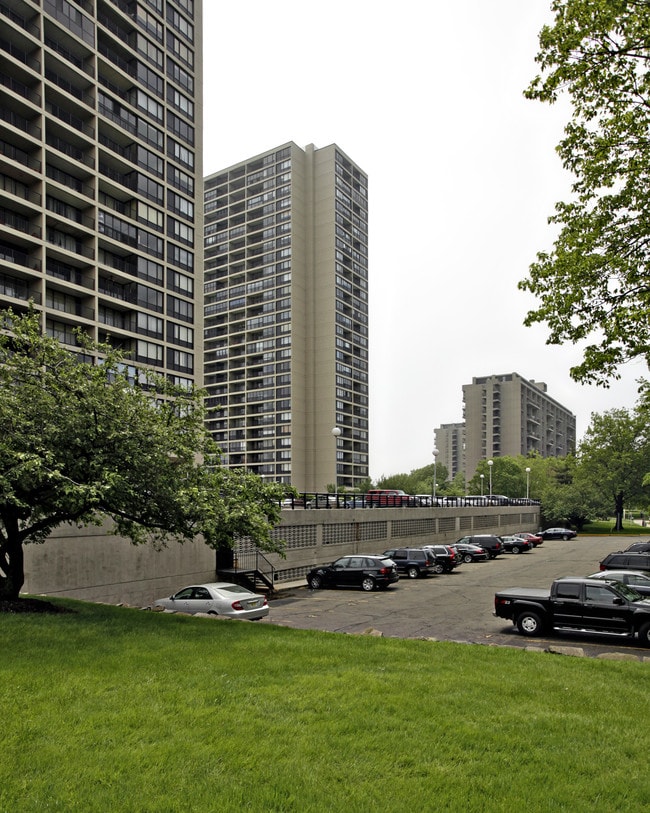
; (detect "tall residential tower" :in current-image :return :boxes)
[203,142,369,492]
[0,0,203,389]
[462,372,576,479]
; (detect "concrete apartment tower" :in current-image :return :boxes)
[0,0,203,390]
[462,372,576,479]
[434,422,465,482]
[204,142,369,492]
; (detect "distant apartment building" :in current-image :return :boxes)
[0,0,203,389]
[434,422,465,482]
[203,142,369,492]
[462,372,576,478]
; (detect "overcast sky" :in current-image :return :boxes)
[202,1,645,479]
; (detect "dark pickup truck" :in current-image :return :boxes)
[494,577,650,644]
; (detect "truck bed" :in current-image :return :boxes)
[495,588,550,600]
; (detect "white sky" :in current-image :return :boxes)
[201,0,645,480]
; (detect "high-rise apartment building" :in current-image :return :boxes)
[434,422,465,483]
[462,372,576,478]
[0,0,202,389]
[203,142,369,492]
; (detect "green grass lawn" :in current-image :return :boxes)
[2,599,649,813]
[582,518,649,535]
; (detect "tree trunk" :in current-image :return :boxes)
[613,491,624,532]
[0,525,25,601]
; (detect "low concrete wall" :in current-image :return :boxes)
[246,505,540,586]
[22,505,540,605]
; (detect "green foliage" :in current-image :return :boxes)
[2,600,650,812]
[376,461,449,496]
[0,309,285,599]
[467,457,529,497]
[520,0,650,385]
[577,404,650,528]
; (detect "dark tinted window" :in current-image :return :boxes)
[555,582,581,599]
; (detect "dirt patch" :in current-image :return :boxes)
[0,597,76,614]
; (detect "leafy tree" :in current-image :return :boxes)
[520,0,650,385]
[376,463,449,496]
[577,405,650,529]
[467,457,527,498]
[539,480,605,530]
[0,310,285,601]
[446,471,467,497]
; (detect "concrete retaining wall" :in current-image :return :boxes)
[22,505,540,605]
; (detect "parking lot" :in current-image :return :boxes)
[266,535,650,657]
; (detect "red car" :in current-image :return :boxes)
[514,532,543,547]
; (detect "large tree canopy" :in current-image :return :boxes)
[519,0,650,385]
[0,310,285,600]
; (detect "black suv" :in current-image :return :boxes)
[625,542,650,553]
[599,552,650,573]
[307,555,399,592]
[382,548,437,579]
[454,535,503,559]
[423,544,462,573]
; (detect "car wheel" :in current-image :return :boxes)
[511,546,520,554]
[407,566,419,579]
[517,611,544,637]
[309,574,323,590]
[562,534,570,541]
[433,563,444,574]
[638,622,650,646]
[463,554,473,564]
[361,576,376,592]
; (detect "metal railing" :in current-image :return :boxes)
[280,492,541,510]
[231,549,276,589]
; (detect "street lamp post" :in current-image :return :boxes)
[487,459,493,496]
[480,474,484,496]
[525,467,531,500]
[432,448,439,500]
[331,426,341,493]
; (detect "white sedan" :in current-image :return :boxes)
[155,583,269,620]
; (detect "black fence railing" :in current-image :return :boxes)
[280,493,541,510]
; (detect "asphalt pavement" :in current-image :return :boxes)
[264,535,650,659]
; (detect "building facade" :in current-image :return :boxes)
[434,422,465,483]
[0,0,203,389]
[462,372,576,479]
[203,142,369,492]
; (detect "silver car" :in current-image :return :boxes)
[586,570,650,597]
[155,583,269,620]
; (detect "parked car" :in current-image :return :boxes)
[423,544,462,573]
[625,542,650,553]
[366,489,411,507]
[586,570,650,597]
[514,532,543,547]
[539,527,577,540]
[306,555,399,592]
[599,552,650,574]
[452,542,489,563]
[383,548,438,578]
[154,583,269,620]
[500,535,533,554]
[454,534,503,559]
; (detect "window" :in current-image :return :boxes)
[168,137,194,169]
[168,268,193,295]
[168,295,194,323]
[167,57,194,94]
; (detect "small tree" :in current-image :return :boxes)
[577,406,650,530]
[0,309,285,601]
